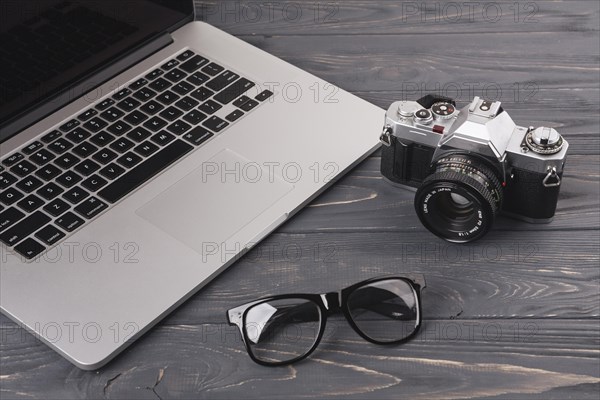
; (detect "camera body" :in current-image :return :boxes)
[380,94,568,243]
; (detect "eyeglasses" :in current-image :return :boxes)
[227,275,425,366]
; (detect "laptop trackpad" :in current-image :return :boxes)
[136,148,294,254]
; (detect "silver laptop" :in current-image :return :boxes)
[0,1,381,369]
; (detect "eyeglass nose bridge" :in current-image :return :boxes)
[321,292,342,313]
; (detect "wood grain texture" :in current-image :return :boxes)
[1,1,599,399]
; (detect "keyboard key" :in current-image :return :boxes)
[48,138,74,154]
[63,186,89,204]
[145,68,163,80]
[150,131,175,146]
[113,88,131,101]
[156,90,179,105]
[116,152,142,168]
[37,182,64,200]
[92,149,118,164]
[16,176,43,193]
[214,78,255,104]
[35,164,61,181]
[149,77,171,92]
[99,163,125,180]
[180,55,208,73]
[162,58,180,70]
[164,68,186,83]
[55,212,85,232]
[110,138,135,153]
[59,119,80,132]
[203,116,229,133]
[0,211,51,247]
[81,175,108,192]
[54,153,80,169]
[107,120,133,135]
[183,109,207,125]
[116,97,141,112]
[35,225,65,246]
[160,59,179,71]
[83,117,108,132]
[0,187,23,205]
[166,120,191,135]
[159,106,183,121]
[187,71,210,86]
[177,50,196,61]
[182,127,214,146]
[72,142,99,158]
[202,62,224,76]
[240,99,260,112]
[133,87,157,101]
[23,141,43,155]
[233,95,251,108]
[143,116,167,132]
[90,131,116,147]
[198,100,222,115]
[190,87,214,102]
[74,196,108,219]
[3,153,24,167]
[129,78,148,91]
[0,171,18,189]
[56,170,83,188]
[98,140,193,203]
[0,207,25,233]
[134,141,159,157]
[65,127,91,143]
[206,70,240,92]
[174,96,199,111]
[113,88,132,101]
[173,80,195,95]
[96,98,115,111]
[225,109,244,122]
[74,159,101,176]
[127,127,152,143]
[17,194,44,212]
[41,130,61,143]
[139,100,164,115]
[14,238,46,260]
[255,90,274,102]
[100,107,124,122]
[29,149,56,166]
[123,110,148,126]
[44,198,70,217]
[10,160,37,177]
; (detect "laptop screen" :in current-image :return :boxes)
[0,0,193,140]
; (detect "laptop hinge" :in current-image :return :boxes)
[2,32,174,142]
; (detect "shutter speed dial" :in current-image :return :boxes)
[431,102,456,120]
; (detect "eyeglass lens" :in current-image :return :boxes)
[244,298,322,364]
[346,279,418,343]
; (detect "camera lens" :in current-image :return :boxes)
[414,155,503,243]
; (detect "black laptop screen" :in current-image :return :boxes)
[0,0,193,138]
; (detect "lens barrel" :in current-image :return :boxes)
[414,154,503,243]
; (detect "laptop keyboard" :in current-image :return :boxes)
[0,50,273,260]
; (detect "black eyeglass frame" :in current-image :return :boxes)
[227,275,425,366]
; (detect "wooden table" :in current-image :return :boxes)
[2,1,599,398]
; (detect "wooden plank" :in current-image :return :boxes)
[195,1,600,36]
[221,32,598,92]
[1,320,598,399]
[1,228,595,328]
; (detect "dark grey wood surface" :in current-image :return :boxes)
[1,1,599,399]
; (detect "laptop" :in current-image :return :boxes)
[0,1,382,369]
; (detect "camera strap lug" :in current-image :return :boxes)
[380,126,393,147]
[543,167,561,187]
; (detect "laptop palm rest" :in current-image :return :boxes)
[136,148,294,254]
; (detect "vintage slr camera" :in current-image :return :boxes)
[380,94,568,243]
